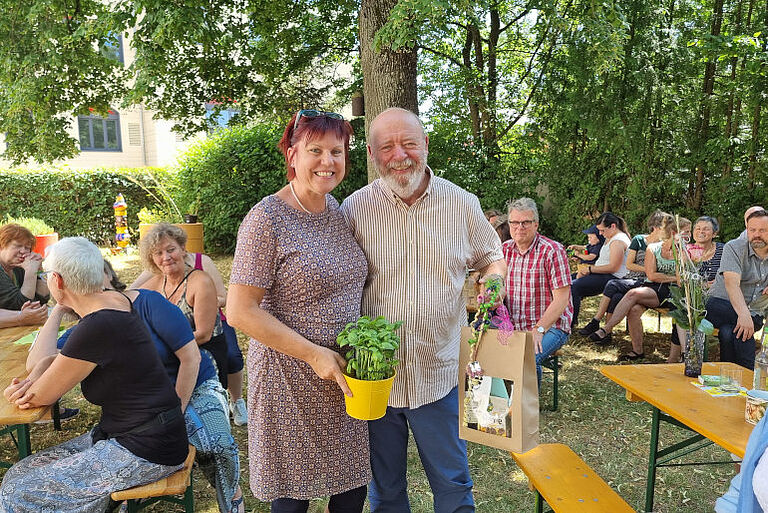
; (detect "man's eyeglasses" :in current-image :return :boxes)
[508,220,535,229]
[38,271,54,280]
[294,109,344,131]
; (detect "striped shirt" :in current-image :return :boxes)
[340,171,503,409]
[502,234,573,333]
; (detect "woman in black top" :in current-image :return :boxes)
[1,237,188,513]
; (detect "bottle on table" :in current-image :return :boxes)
[753,325,768,391]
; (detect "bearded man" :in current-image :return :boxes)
[706,208,768,369]
[340,107,506,513]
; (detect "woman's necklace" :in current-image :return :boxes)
[289,181,325,214]
[162,265,189,301]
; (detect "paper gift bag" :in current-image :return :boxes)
[458,326,539,453]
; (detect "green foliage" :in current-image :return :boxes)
[337,316,402,381]
[2,216,55,236]
[175,121,367,253]
[174,124,284,252]
[0,0,360,164]
[0,1,128,163]
[0,167,175,244]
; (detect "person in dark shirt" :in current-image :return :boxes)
[1,237,188,513]
[0,223,48,327]
[44,262,243,513]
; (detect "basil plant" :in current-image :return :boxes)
[337,315,402,381]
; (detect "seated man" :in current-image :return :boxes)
[0,223,48,327]
[706,209,768,369]
[503,197,573,383]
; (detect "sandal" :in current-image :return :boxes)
[618,350,645,362]
[588,329,612,345]
[231,492,245,513]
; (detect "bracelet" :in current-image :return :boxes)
[588,265,592,274]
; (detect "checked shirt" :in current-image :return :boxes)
[502,233,574,333]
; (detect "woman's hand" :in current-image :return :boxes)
[18,301,47,326]
[308,346,353,397]
[4,377,33,405]
[19,253,42,273]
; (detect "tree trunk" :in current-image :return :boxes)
[359,0,419,181]
[690,0,724,210]
[484,6,500,156]
[724,0,744,177]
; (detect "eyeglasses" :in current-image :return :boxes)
[38,271,54,280]
[294,109,344,131]
[508,220,535,229]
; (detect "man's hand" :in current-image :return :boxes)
[18,301,47,326]
[308,346,353,397]
[734,310,756,341]
[478,273,504,308]
[532,329,544,354]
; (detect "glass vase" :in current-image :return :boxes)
[684,329,706,377]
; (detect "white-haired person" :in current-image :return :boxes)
[25,259,244,513]
[1,237,188,512]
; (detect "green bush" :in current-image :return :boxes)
[0,167,175,245]
[2,215,55,235]
[175,121,367,252]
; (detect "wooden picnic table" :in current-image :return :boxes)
[601,362,754,512]
[0,325,52,465]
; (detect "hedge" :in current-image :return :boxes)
[0,167,175,245]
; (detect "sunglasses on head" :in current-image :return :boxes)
[293,109,344,131]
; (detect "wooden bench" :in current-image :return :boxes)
[511,443,635,513]
[540,349,564,411]
[111,445,195,512]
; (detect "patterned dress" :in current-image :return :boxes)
[230,193,371,501]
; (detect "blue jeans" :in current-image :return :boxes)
[535,328,569,385]
[368,387,474,513]
[705,296,763,369]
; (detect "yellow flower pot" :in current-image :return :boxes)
[343,372,396,421]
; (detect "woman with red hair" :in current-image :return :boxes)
[228,110,370,513]
[0,223,48,327]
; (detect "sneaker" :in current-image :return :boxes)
[230,398,247,426]
[577,318,601,336]
[35,407,79,424]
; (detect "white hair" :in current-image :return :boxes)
[43,237,104,295]
[506,197,539,223]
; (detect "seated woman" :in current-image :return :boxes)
[588,214,691,361]
[29,261,244,513]
[0,237,188,512]
[131,250,247,426]
[138,224,229,390]
[578,209,667,342]
[570,212,632,328]
[0,223,49,327]
[668,215,724,362]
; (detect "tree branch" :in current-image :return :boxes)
[417,44,466,68]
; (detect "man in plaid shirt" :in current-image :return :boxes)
[502,197,574,383]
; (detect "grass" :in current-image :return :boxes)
[0,252,738,512]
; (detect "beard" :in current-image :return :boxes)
[377,153,428,199]
[750,238,768,250]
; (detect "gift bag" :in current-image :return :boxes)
[458,326,539,453]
